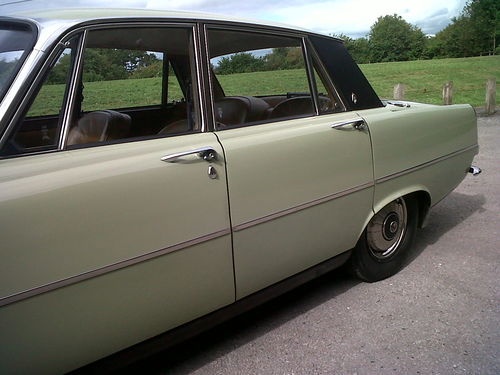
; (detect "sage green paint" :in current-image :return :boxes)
[0,10,480,375]
[373,149,475,216]
[358,103,477,211]
[0,236,233,375]
[215,113,374,298]
[0,133,233,297]
[358,103,477,183]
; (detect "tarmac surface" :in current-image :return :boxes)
[128,113,499,375]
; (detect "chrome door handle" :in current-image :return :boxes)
[331,119,366,131]
[161,146,217,163]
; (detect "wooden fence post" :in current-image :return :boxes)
[486,78,496,115]
[443,81,453,105]
[393,83,405,100]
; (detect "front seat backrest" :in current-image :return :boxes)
[214,97,248,126]
[67,110,131,146]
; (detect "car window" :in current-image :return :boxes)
[207,29,315,128]
[67,26,199,148]
[0,37,77,157]
[312,60,343,114]
[0,22,36,103]
[309,35,383,110]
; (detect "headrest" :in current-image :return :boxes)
[214,97,248,126]
[67,110,131,146]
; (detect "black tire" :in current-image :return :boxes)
[350,195,418,282]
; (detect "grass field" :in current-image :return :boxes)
[360,55,499,106]
[27,55,499,117]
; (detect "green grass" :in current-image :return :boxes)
[360,55,499,106]
[28,77,183,116]
[27,56,499,117]
[217,69,310,96]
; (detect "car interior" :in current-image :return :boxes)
[4,26,342,156]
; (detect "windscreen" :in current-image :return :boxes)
[0,23,36,103]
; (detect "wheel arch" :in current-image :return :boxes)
[355,186,432,243]
[373,186,431,229]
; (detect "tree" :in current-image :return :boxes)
[369,14,426,62]
[432,16,474,57]
[346,37,372,63]
[214,52,265,74]
[46,53,72,84]
[264,47,304,70]
[0,58,19,87]
[465,0,499,55]
[432,0,499,57]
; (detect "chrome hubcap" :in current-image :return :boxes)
[367,198,407,259]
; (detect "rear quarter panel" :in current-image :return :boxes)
[358,104,478,211]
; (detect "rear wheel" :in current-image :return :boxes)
[350,195,418,282]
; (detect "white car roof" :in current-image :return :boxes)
[5,7,318,36]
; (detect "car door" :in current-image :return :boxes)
[206,28,375,299]
[0,25,234,373]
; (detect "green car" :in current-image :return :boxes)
[0,7,480,374]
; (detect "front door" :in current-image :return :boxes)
[0,25,234,373]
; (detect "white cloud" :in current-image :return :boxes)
[1,0,466,37]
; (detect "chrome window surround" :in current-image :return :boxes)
[59,22,204,137]
[0,21,204,158]
[305,38,346,113]
[59,30,87,149]
[0,18,350,157]
[301,37,320,116]
[203,23,346,131]
[0,40,72,155]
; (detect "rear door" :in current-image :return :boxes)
[206,27,374,299]
[0,24,234,373]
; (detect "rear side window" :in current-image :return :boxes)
[309,36,383,111]
[207,29,316,128]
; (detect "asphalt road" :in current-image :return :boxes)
[127,113,499,375]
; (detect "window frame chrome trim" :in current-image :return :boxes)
[0,228,231,308]
[59,30,87,150]
[0,48,61,152]
[193,23,207,132]
[204,24,316,132]
[301,37,320,116]
[305,37,346,113]
[63,22,202,139]
[0,21,203,158]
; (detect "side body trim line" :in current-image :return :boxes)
[376,144,478,184]
[0,145,477,308]
[233,181,374,232]
[71,250,352,374]
[0,228,231,308]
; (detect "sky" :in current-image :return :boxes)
[1,0,468,38]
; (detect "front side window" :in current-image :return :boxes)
[1,37,77,157]
[2,25,200,157]
[0,22,36,104]
[208,29,315,128]
[67,26,199,147]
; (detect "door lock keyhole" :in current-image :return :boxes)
[208,165,217,179]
